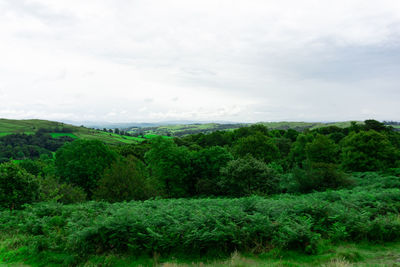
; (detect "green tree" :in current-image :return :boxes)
[94,156,150,202]
[145,137,192,197]
[192,146,233,195]
[341,130,399,171]
[288,133,314,167]
[55,140,117,196]
[305,134,339,164]
[233,133,280,163]
[363,119,387,132]
[219,155,279,197]
[0,162,39,210]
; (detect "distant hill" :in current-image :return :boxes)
[0,119,144,144]
[0,118,366,140]
[124,121,363,137]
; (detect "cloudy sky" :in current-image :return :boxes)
[0,0,399,123]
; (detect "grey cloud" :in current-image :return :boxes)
[1,0,400,122]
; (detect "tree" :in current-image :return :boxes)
[94,156,150,202]
[233,133,280,163]
[191,146,233,195]
[341,130,399,172]
[0,162,39,210]
[219,155,279,197]
[288,133,314,167]
[55,140,118,196]
[363,119,387,132]
[305,134,339,164]
[145,137,192,197]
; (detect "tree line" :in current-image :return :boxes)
[1,119,400,210]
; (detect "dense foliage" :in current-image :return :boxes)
[1,175,400,262]
[0,119,399,206]
[0,162,39,210]
[55,140,118,196]
[0,131,73,163]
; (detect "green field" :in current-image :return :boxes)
[127,121,364,137]
[0,119,148,145]
[0,119,66,133]
[49,133,78,139]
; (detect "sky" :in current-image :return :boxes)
[0,0,399,123]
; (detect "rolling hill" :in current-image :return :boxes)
[124,121,363,136]
[0,119,144,145]
[0,118,365,141]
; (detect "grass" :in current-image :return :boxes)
[1,234,399,267]
[144,134,173,139]
[0,119,66,133]
[49,133,78,139]
[0,119,156,145]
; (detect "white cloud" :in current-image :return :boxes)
[0,0,399,122]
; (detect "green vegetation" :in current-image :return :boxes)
[0,119,147,145]
[126,121,363,137]
[49,133,78,139]
[55,140,118,196]
[1,180,400,265]
[1,119,400,266]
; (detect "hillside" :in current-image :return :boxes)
[0,118,365,141]
[0,119,143,145]
[125,121,363,136]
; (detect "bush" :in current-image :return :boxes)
[219,155,280,197]
[2,188,400,258]
[293,162,352,193]
[39,176,86,204]
[0,162,39,210]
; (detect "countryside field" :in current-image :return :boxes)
[125,121,364,137]
[0,119,142,145]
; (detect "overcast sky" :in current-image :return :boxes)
[0,0,399,123]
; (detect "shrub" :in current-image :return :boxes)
[293,162,352,193]
[219,155,279,197]
[2,188,400,258]
[39,176,86,204]
[0,162,39,210]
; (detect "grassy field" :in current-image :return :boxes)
[0,119,145,145]
[49,133,78,139]
[1,234,399,266]
[127,121,364,137]
[0,119,66,133]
